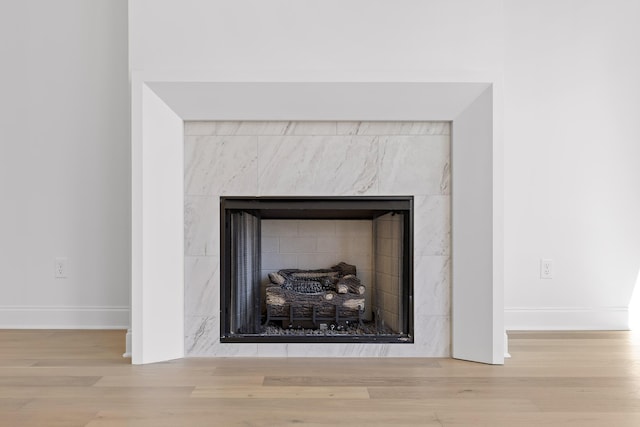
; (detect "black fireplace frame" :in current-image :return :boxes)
[220,196,414,343]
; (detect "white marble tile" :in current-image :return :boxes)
[256,344,289,357]
[183,121,453,356]
[283,121,337,135]
[414,195,451,256]
[205,342,259,357]
[336,122,363,136]
[187,119,448,145]
[337,121,450,136]
[378,135,450,195]
[200,338,450,357]
[414,256,450,316]
[184,121,219,136]
[412,315,450,357]
[186,317,262,357]
[440,159,450,194]
[257,136,379,196]
[184,256,219,317]
[186,121,340,136]
[201,340,452,357]
[286,343,392,357]
[184,135,258,195]
[184,196,219,256]
[185,121,290,136]
[185,315,218,356]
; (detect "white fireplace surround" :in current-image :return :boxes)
[131,75,504,365]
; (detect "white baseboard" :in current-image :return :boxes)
[505,306,629,330]
[0,305,129,329]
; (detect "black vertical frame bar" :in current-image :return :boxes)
[220,199,232,338]
[221,203,261,336]
[253,213,262,333]
[403,199,414,339]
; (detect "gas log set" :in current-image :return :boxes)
[264,262,366,331]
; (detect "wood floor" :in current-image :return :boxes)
[1,330,639,426]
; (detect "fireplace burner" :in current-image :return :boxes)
[264,263,365,328]
[220,196,414,343]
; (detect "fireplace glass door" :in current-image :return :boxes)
[228,210,260,334]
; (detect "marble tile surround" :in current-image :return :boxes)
[184,121,451,357]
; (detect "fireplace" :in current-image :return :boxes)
[132,81,502,364]
[221,197,413,343]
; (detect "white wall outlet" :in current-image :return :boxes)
[55,257,67,278]
[540,259,553,279]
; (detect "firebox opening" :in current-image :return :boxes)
[221,196,414,343]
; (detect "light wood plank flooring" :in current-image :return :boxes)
[1,330,639,426]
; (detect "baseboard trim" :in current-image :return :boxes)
[505,306,629,330]
[0,305,129,329]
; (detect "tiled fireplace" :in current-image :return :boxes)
[131,80,501,365]
[183,121,451,357]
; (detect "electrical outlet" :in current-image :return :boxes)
[55,257,67,279]
[540,259,553,279]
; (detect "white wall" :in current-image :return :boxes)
[2,0,636,331]
[128,0,504,74]
[0,1,130,328]
[129,0,640,330]
[503,0,640,329]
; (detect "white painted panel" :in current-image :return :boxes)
[132,80,501,363]
[147,82,489,121]
[452,87,503,364]
[132,84,185,364]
